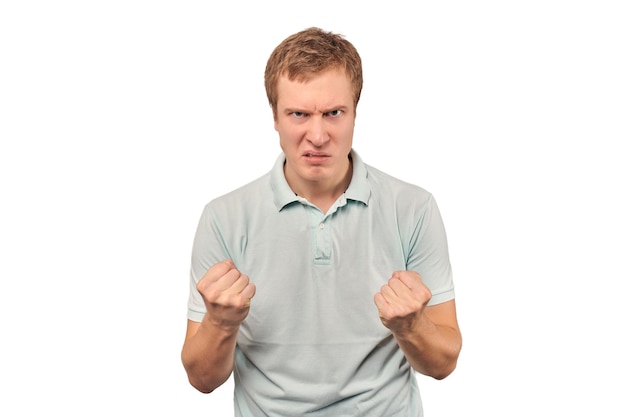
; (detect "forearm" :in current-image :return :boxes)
[394,315,462,380]
[181,318,239,393]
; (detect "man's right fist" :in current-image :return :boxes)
[197,260,256,330]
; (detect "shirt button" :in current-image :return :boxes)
[319,223,325,229]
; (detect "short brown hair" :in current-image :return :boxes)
[264,27,363,118]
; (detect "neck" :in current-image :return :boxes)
[289,158,353,213]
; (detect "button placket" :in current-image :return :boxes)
[308,210,330,265]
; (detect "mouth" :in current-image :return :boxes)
[303,152,330,157]
[302,152,330,165]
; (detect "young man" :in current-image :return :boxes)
[182,27,462,416]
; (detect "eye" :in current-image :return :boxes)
[292,111,306,118]
[326,109,343,117]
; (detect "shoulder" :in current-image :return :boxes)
[204,171,272,214]
[364,163,434,208]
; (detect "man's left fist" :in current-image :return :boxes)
[374,270,432,336]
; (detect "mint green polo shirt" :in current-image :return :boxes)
[187,150,454,416]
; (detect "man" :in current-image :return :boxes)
[182,27,462,416]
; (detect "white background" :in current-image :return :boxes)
[1,1,625,416]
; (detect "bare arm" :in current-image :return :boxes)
[181,319,237,393]
[181,260,256,393]
[393,299,461,379]
[374,271,462,379]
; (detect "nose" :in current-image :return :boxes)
[306,116,329,147]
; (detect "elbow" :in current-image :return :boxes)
[430,359,458,380]
[431,341,462,380]
[181,353,221,394]
[182,356,231,394]
[188,376,216,394]
[412,355,459,380]
[182,364,225,394]
[425,340,462,380]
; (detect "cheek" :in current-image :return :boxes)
[277,123,304,143]
[337,124,355,144]
[277,128,299,152]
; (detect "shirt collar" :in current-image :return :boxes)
[270,149,371,211]
[344,149,371,205]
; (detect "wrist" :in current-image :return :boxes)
[202,314,241,336]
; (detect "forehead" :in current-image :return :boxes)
[276,69,353,109]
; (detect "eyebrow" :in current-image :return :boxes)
[283,105,349,114]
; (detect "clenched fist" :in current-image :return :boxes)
[197,260,256,330]
[374,270,432,336]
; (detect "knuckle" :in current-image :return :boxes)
[205,288,222,303]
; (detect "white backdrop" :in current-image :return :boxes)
[1,1,625,416]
